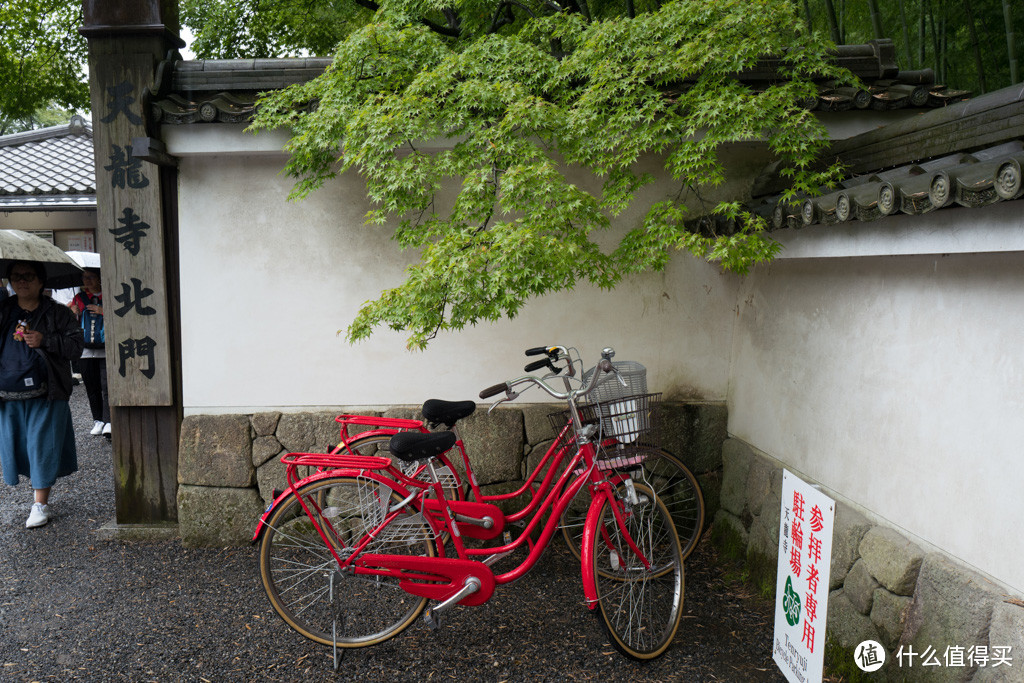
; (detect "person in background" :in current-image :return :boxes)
[69,268,109,438]
[0,261,83,528]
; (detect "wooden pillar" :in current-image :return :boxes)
[80,1,183,524]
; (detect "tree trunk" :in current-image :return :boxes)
[919,0,926,66]
[801,0,813,32]
[1004,0,1020,84]
[823,0,842,44]
[867,0,885,39]
[928,0,940,79]
[897,0,913,68]
[963,0,987,93]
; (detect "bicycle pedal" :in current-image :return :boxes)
[502,530,513,544]
[423,608,441,631]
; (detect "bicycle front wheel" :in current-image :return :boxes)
[589,481,684,660]
[259,475,436,648]
[562,448,704,561]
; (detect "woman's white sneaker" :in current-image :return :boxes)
[26,503,50,528]
[90,420,105,435]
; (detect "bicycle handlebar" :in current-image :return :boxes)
[479,350,616,403]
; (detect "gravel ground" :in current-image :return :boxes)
[0,387,788,682]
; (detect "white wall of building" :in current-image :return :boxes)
[728,208,1024,594]
[167,125,742,412]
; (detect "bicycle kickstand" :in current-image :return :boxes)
[423,577,482,631]
[330,573,346,671]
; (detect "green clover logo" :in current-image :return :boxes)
[783,575,802,626]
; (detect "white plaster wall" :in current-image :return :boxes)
[728,249,1024,594]
[169,127,741,412]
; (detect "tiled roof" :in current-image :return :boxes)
[707,83,1024,235]
[0,116,97,211]
[151,40,968,125]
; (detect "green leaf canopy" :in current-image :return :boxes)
[251,0,852,348]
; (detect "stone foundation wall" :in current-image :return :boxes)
[176,401,727,547]
[714,438,1024,683]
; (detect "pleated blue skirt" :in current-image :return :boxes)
[0,398,78,488]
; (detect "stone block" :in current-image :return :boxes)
[251,411,281,437]
[659,402,728,475]
[178,414,254,487]
[275,412,318,453]
[830,503,872,591]
[747,506,779,564]
[520,404,559,446]
[972,601,1024,682]
[696,470,721,529]
[720,438,753,517]
[745,452,775,518]
[178,484,264,547]
[308,410,350,453]
[382,406,421,422]
[713,509,748,556]
[255,456,288,506]
[859,527,924,596]
[844,559,881,615]
[252,435,282,467]
[459,408,524,487]
[870,588,911,650]
[903,554,1002,683]
[827,590,882,651]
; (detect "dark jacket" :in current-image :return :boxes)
[0,295,83,401]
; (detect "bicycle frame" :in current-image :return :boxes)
[255,436,649,614]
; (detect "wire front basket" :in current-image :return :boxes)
[547,392,662,453]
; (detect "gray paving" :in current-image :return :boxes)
[0,387,785,681]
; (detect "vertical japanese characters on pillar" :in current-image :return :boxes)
[89,68,173,405]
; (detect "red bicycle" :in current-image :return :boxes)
[254,347,685,660]
[329,347,705,561]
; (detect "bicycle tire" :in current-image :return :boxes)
[338,433,464,500]
[589,481,684,660]
[259,475,436,648]
[561,448,704,562]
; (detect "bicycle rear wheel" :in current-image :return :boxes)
[562,448,704,561]
[259,475,436,647]
[589,481,684,660]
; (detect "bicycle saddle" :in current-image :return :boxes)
[421,399,477,428]
[389,431,457,462]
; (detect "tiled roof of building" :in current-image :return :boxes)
[693,84,1024,236]
[0,116,97,211]
[151,40,968,125]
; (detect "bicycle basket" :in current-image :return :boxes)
[582,360,647,403]
[581,392,661,447]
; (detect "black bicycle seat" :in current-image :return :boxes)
[389,431,457,462]
[421,399,477,428]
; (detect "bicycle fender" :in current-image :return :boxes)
[580,491,607,610]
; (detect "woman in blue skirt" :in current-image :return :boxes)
[0,261,83,528]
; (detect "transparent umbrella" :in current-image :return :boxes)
[0,230,84,288]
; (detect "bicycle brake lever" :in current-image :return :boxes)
[487,392,520,414]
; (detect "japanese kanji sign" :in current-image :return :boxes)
[773,470,835,683]
[88,59,173,406]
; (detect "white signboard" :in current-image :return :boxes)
[773,470,836,683]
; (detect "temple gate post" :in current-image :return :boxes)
[80,1,183,527]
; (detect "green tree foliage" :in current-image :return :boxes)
[251,0,851,348]
[0,1,88,127]
[182,0,373,58]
